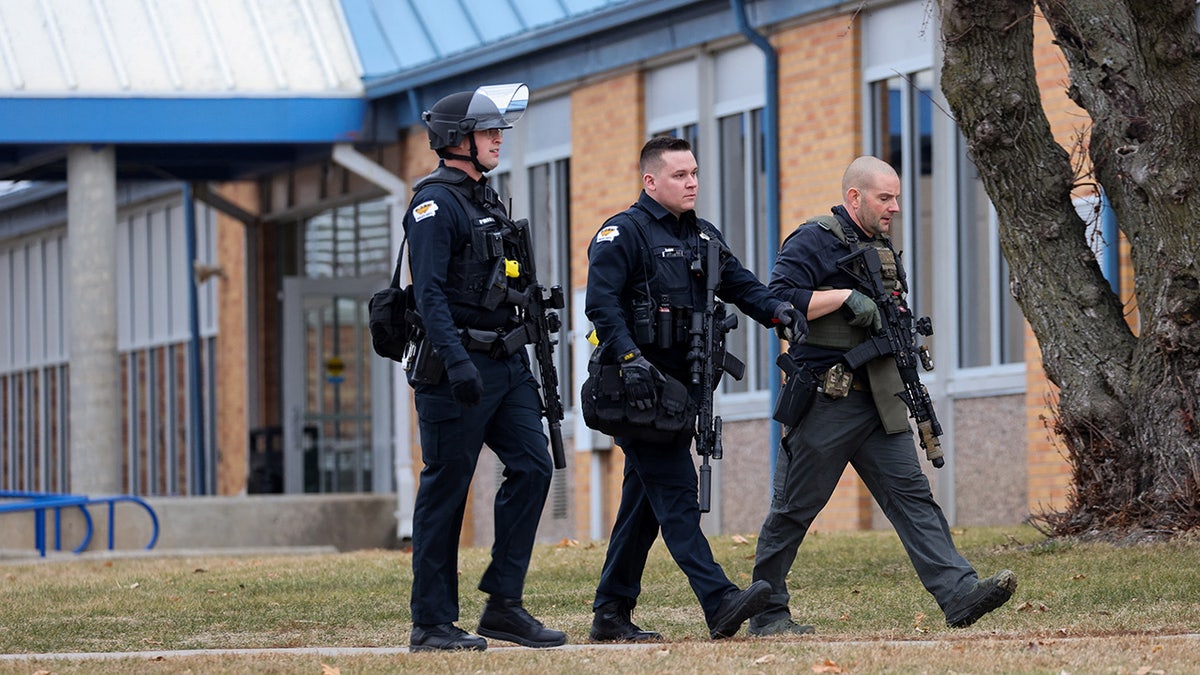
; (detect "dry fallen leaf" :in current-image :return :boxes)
[731,534,750,545]
[556,538,579,548]
[812,658,843,673]
[1071,573,1086,580]
[755,654,777,664]
[321,663,341,675]
[1016,601,1050,613]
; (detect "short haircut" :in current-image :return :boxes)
[640,135,692,175]
[841,155,896,195]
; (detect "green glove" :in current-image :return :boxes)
[843,290,882,332]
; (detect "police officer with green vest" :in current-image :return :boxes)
[404,84,566,652]
[749,155,1017,636]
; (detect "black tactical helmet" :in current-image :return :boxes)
[422,83,529,150]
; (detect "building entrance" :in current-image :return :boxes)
[281,276,392,493]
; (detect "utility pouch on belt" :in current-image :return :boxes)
[408,337,445,385]
[772,353,817,427]
[580,349,696,443]
[821,363,853,399]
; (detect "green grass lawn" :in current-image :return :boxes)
[0,524,1197,673]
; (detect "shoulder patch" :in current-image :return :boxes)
[595,225,620,243]
[412,200,439,222]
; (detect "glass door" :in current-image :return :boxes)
[282,276,392,493]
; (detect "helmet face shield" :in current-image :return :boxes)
[423,83,528,149]
[470,83,528,130]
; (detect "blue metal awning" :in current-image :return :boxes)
[0,98,365,145]
[0,0,366,181]
[342,0,834,129]
[0,0,835,181]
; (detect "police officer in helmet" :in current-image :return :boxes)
[585,135,807,641]
[404,84,567,652]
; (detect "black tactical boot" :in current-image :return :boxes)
[945,569,1018,628]
[409,623,487,652]
[708,580,772,639]
[477,596,568,648]
[748,616,815,637]
[589,600,662,642]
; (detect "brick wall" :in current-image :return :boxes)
[568,71,645,538]
[776,14,873,533]
[1024,16,1089,515]
[215,182,257,495]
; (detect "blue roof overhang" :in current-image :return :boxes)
[356,0,838,129]
[0,96,368,182]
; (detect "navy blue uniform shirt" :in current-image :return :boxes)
[587,190,780,377]
[403,165,512,371]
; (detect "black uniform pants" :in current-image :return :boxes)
[593,431,737,623]
[409,351,554,626]
[750,389,977,629]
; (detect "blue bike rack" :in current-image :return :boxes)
[0,491,159,557]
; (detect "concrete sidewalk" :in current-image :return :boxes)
[3,634,1199,662]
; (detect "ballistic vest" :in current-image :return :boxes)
[414,167,525,323]
[798,214,911,433]
[803,215,903,350]
[618,202,726,349]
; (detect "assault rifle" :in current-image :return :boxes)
[688,237,745,512]
[509,218,567,470]
[837,246,945,468]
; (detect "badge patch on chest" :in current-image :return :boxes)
[412,200,439,222]
[595,225,620,243]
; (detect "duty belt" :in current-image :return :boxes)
[461,325,533,359]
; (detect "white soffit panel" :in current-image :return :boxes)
[0,0,363,96]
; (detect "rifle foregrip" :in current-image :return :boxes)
[549,422,565,470]
[699,462,712,513]
[918,419,944,468]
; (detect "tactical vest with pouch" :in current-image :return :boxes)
[795,215,910,434]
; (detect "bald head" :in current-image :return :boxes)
[841,156,900,238]
[841,155,898,202]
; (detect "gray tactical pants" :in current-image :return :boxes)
[750,389,977,629]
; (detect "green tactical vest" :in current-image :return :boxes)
[800,215,910,434]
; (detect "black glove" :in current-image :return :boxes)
[772,302,808,345]
[842,290,882,332]
[446,359,483,406]
[619,352,661,412]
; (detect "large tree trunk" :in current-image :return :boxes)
[937,0,1200,538]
